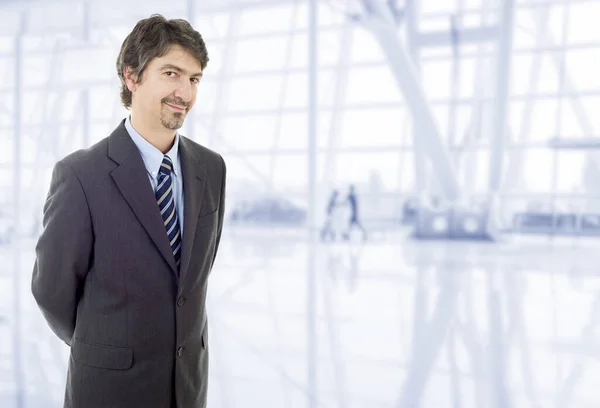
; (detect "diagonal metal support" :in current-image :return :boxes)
[355,0,461,201]
[502,4,551,192]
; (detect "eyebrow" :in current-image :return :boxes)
[159,64,203,78]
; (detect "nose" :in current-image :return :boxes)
[173,79,193,103]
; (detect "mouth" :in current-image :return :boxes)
[164,102,186,112]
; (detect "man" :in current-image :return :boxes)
[342,184,367,241]
[31,14,225,408]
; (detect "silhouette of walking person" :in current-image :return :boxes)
[342,184,367,241]
[321,189,339,242]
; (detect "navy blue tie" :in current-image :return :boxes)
[155,155,182,269]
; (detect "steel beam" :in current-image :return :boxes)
[417,26,498,48]
[358,1,461,201]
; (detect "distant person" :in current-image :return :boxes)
[31,15,225,408]
[342,184,367,241]
[321,189,339,241]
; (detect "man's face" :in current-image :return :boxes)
[126,44,203,131]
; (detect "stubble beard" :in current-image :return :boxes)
[160,103,187,130]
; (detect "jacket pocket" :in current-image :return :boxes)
[72,338,134,370]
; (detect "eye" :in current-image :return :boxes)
[165,71,177,77]
[191,77,200,84]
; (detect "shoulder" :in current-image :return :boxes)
[51,137,112,187]
[180,135,226,171]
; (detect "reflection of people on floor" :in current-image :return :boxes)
[321,189,339,242]
[342,184,367,241]
[326,246,343,285]
[346,242,364,292]
[324,240,364,292]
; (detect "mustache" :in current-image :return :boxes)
[162,98,189,109]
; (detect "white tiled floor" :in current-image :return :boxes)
[2,228,600,407]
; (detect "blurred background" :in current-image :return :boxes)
[2,0,600,407]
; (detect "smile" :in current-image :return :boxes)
[165,102,186,112]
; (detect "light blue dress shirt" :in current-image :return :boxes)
[125,116,185,238]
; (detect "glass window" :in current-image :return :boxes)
[565,48,600,92]
[233,37,290,73]
[346,65,403,104]
[340,107,407,148]
[334,152,401,190]
[221,115,277,151]
[568,2,600,43]
[238,5,298,36]
[556,150,588,193]
[521,148,555,193]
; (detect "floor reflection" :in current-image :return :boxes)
[1,231,600,407]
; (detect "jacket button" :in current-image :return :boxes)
[177,347,184,357]
[177,296,185,307]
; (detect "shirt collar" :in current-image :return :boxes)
[124,115,180,178]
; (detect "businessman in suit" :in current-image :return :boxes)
[31,14,225,408]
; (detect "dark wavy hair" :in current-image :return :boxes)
[116,14,209,109]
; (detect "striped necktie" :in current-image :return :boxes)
[156,155,182,269]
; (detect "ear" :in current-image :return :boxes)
[123,66,138,92]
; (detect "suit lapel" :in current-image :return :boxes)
[178,136,206,283]
[107,120,207,281]
[108,120,179,275]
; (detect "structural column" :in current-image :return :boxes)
[12,11,25,408]
[307,1,318,407]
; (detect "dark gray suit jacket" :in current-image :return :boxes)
[31,119,226,408]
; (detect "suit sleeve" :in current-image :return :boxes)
[31,159,94,346]
[210,154,226,269]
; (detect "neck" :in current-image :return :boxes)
[130,112,175,154]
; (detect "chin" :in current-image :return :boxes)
[165,123,184,130]
[160,114,186,130]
